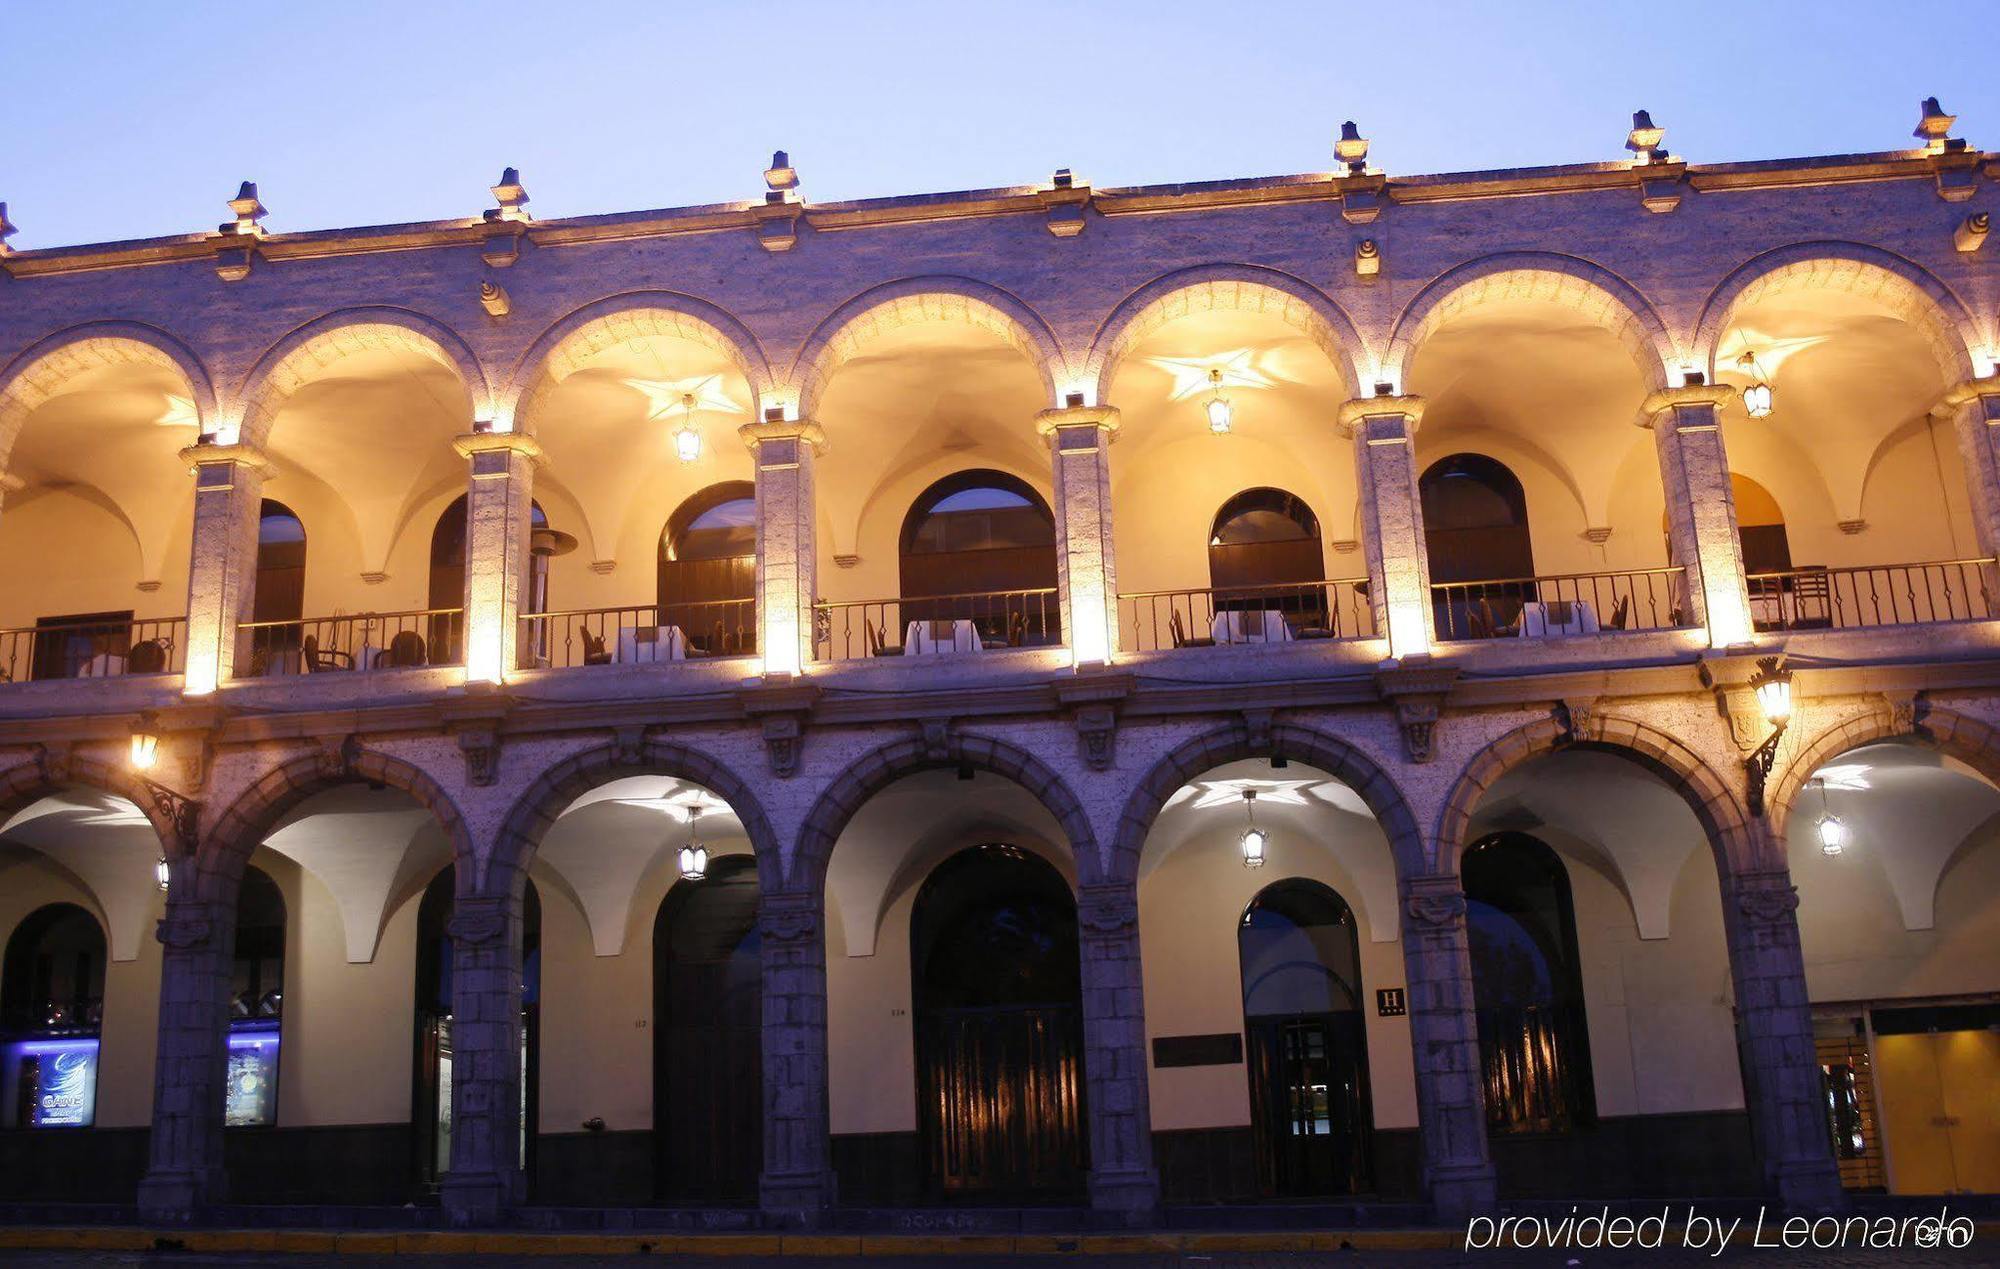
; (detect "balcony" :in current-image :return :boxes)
[1747,559,1996,632]
[242,609,464,676]
[1430,568,1692,641]
[519,600,756,670]
[1119,578,1376,652]
[0,615,187,684]
[815,589,1061,662]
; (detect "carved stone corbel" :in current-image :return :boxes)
[1053,670,1133,774]
[1557,697,1599,745]
[739,679,819,778]
[314,733,360,781]
[611,724,650,766]
[1375,663,1458,764]
[1880,690,1920,737]
[446,898,511,947]
[457,726,501,787]
[758,894,820,944]
[1076,886,1138,937]
[155,909,215,951]
[919,718,953,763]
[762,715,804,778]
[34,741,73,786]
[1242,708,1274,755]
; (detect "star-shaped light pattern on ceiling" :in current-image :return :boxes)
[1809,763,1872,792]
[623,374,745,420]
[155,394,199,430]
[1714,330,1830,377]
[1168,778,1321,811]
[1144,349,1277,402]
[604,788,736,819]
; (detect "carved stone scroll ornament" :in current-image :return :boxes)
[920,718,952,763]
[1736,882,1801,928]
[314,734,359,781]
[1394,699,1441,764]
[762,715,804,778]
[611,724,649,766]
[758,902,820,945]
[1077,888,1138,937]
[457,727,500,787]
[1075,704,1117,772]
[446,902,510,947]
[1404,891,1467,928]
[155,911,215,950]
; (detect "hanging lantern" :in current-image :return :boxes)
[677,803,708,881]
[130,717,161,771]
[672,392,702,463]
[1204,367,1233,435]
[1814,777,1846,857]
[1238,789,1267,868]
[156,855,171,892]
[1738,351,1774,419]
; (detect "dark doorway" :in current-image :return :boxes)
[1463,833,1594,1135]
[900,472,1059,646]
[1,904,106,1130]
[226,866,285,1128]
[1421,454,1534,636]
[659,483,757,656]
[910,845,1085,1200]
[413,868,540,1194]
[254,501,307,627]
[1209,488,1328,626]
[429,494,548,664]
[1238,879,1372,1197]
[653,853,762,1203]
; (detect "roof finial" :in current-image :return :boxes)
[1626,110,1666,163]
[1335,121,1369,176]
[0,202,16,257]
[765,150,799,200]
[1915,97,1958,154]
[487,167,531,223]
[222,181,267,236]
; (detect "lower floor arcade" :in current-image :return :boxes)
[1,693,1998,1220]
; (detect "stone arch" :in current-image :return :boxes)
[504,290,777,436]
[791,730,1101,895]
[1767,701,2000,842]
[791,277,1065,419]
[0,751,181,859]
[1693,241,1981,385]
[0,321,217,469]
[1384,252,1677,393]
[1110,720,1424,887]
[234,307,492,448]
[1087,264,1369,406]
[487,739,783,903]
[201,748,474,906]
[1438,713,1763,877]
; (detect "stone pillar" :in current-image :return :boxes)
[1720,865,1843,1211]
[1398,872,1496,1223]
[1076,883,1160,1217]
[180,444,269,693]
[440,894,526,1226]
[1642,385,1754,646]
[1035,404,1121,664]
[138,896,236,1220]
[757,889,835,1221]
[741,419,824,676]
[1939,379,2000,559]
[1337,396,1431,659]
[452,433,540,681]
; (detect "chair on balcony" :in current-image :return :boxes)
[579,629,614,667]
[301,635,352,673]
[127,639,169,674]
[386,631,427,667]
[1008,611,1026,647]
[864,618,903,657]
[1169,611,1216,649]
[1607,595,1631,630]
[1789,566,1834,629]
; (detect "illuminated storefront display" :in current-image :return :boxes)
[3,1037,100,1128]
[224,1024,280,1128]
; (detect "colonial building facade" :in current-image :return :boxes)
[0,108,1997,1227]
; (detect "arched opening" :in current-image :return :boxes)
[897,471,1059,649]
[226,866,285,1128]
[653,854,761,1203]
[1422,454,1535,638]
[426,493,548,667]
[412,868,540,1192]
[1238,878,1371,1197]
[244,500,308,674]
[1208,488,1330,638]
[0,904,106,1129]
[1463,833,1593,1136]
[910,844,1084,1200]
[659,482,757,656]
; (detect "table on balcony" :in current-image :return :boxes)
[78,653,129,677]
[904,619,982,655]
[617,626,688,664]
[1211,609,1294,645]
[1518,600,1599,637]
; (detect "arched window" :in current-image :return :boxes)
[1238,879,1372,1197]
[413,869,540,1190]
[910,844,1083,1198]
[899,471,1059,646]
[1463,832,1594,1135]
[1422,454,1534,637]
[1209,488,1329,628]
[659,482,758,656]
[653,854,761,1202]
[1,904,107,1128]
[1732,473,1791,575]
[254,500,307,626]
[227,866,285,1128]
[428,494,547,664]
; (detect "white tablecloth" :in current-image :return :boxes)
[618,626,687,664]
[904,619,982,655]
[1211,610,1294,645]
[78,653,127,678]
[1519,601,1599,637]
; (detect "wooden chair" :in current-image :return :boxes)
[1607,594,1631,630]
[1469,599,1497,639]
[302,634,352,673]
[387,631,427,667]
[864,618,903,657]
[1008,611,1026,647]
[1789,566,1834,629]
[1169,611,1215,649]
[579,629,613,666]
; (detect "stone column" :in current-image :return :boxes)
[452,433,540,682]
[1939,379,2000,559]
[1337,396,1431,659]
[757,889,835,1221]
[1076,882,1160,1217]
[1035,404,1121,664]
[138,896,237,1220]
[1398,872,1496,1223]
[740,419,825,676]
[180,444,269,693]
[440,894,526,1226]
[1720,865,1843,1211]
[1641,385,1754,646]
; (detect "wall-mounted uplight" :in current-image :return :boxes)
[1738,351,1774,419]
[1238,789,1267,869]
[1205,368,1233,435]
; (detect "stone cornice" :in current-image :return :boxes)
[3,150,1986,278]
[1034,405,1121,438]
[451,431,545,462]
[1337,395,1424,435]
[1641,383,1739,417]
[738,419,827,451]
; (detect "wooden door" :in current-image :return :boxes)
[1246,1013,1372,1196]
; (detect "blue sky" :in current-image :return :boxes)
[2,0,1994,249]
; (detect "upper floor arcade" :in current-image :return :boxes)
[0,111,1996,717]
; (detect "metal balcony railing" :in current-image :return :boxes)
[1747,559,1997,632]
[518,600,756,669]
[1119,578,1376,651]
[0,615,187,684]
[1431,568,1690,640]
[242,609,464,676]
[815,589,1060,662]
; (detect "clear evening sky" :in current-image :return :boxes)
[2,0,1994,250]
